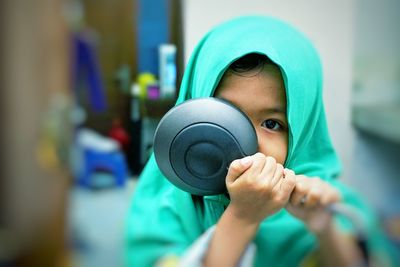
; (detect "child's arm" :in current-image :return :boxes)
[287,175,364,267]
[204,153,296,267]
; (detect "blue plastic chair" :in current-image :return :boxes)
[78,148,128,188]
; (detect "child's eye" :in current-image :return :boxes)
[261,119,282,131]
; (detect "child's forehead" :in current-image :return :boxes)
[215,74,286,117]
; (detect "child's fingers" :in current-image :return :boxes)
[320,184,341,206]
[302,185,322,208]
[246,153,267,179]
[273,168,296,200]
[270,163,283,186]
[291,177,328,208]
[259,156,278,184]
[225,156,253,185]
[279,169,296,195]
[289,175,309,206]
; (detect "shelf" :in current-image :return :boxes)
[352,105,400,143]
[140,98,176,119]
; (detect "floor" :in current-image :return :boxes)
[68,174,137,267]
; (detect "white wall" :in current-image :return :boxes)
[182,0,355,180]
[353,0,400,106]
[350,0,400,216]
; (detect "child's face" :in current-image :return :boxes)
[215,64,288,165]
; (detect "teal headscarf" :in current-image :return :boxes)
[125,16,397,267]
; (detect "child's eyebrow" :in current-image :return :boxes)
[262,107,286,114]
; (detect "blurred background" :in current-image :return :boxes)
[0,0,399,266]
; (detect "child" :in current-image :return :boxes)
[125,16,397,266]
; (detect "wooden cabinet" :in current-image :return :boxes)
[0,0,71,266]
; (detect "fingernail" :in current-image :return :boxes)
[240,156,253,166]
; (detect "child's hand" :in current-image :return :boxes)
[286,175,341,234]
[225,153,296,226]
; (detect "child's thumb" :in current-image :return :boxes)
[226,156,253,184]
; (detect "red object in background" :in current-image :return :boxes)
[108,118,131,151]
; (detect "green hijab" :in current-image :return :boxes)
[125,16,397,267]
